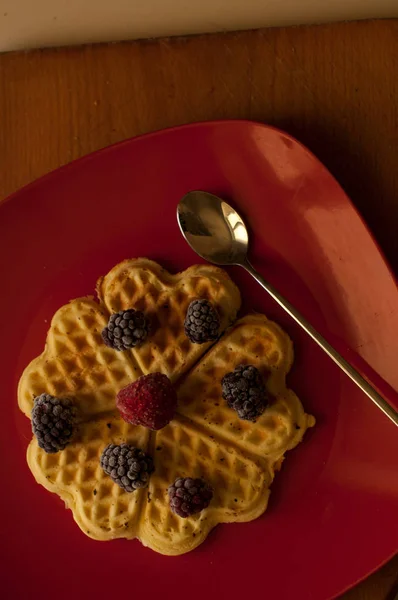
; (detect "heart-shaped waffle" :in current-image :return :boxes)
[18,298,141,419]
[19,259,314,554]
[96,258,241,381]
[27,413,150,540]
[176,314,310,459]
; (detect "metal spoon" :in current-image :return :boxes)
[177,190,398,427]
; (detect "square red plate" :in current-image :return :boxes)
[1,121,397,600]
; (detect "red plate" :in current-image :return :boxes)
[1,121,397,600]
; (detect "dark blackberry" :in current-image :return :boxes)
[168,477,213,518]
[100,444,154,492]
[32,394,75,453]
[102,309,149,351]
[221,364,268,422]
[184,299,220,344]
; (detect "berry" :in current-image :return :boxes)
[116,372,177,430]
[100,444,154,492]
[184,299,220,344]
[102,309,149,351]
[221,364,268,422]
[32,394,75,453]
[168,477,213,518]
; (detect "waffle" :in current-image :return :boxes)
[18,298,141,419]
[96,258,241,380]
[139,417,273,555]
[19,259,314,555]
[27,413,150,540]
[176,314,315,461]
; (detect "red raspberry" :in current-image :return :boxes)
[116,373,177,430]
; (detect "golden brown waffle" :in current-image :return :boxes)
[139,417,273,555]
[177,314,315,461]
[18,298,141,419]
[97,258,241,381]
[27,413,150,540]
[20,259,314,555]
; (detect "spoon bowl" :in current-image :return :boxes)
[177,191,249,266]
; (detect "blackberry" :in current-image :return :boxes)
[184,299,220,344]
[102,309,149,351]
[32,394,75,453]
[168,477,213,518]
[100,444,154,492]
[221,364,268,422]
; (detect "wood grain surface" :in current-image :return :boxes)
[0,19,397,599]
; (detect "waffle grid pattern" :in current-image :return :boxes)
[27,414,150,540]
[18,298,141,420]
[97,259,241,380]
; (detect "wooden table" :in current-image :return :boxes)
[0,19,397,599]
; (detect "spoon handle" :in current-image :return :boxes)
[243,260,398,427]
